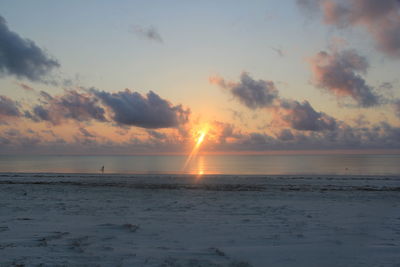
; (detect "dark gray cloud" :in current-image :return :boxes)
[32,105,51,121]
[10,86,189,129]
[56,90,106,122]
[0,95,20,118]
[212,73,338,132]
[297,0,400,57]
[210,72,279,109]
[31,90,106,125]
[0,15,59,81]
[92,89,190,129]
[279,99,338,131]
[310,49,380,107]
[132,25,163,43]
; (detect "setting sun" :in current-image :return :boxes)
[195,126,208,148]
[182,125,209,172]
[196,131,206,146]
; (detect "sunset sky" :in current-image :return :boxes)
[1,0,400,154]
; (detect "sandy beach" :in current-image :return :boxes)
[2,0,400,265]
[0,174,399,266]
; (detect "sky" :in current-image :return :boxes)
[0,0,400,154]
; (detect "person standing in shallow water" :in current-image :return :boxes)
[101,165,104,174]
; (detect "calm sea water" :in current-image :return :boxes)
[0,154,399,175]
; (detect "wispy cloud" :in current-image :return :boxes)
[79,127,95,138]
[269,46,285,57]
[16,83,35,92]
[131,25,163,43]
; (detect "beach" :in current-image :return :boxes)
[1,174,399,266]
[2,0,400,266]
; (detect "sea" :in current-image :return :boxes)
[0,153,399,175]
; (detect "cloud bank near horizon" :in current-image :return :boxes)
[1,116,399,154]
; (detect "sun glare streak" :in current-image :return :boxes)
[196,131,206,147]
[182,125,209,173]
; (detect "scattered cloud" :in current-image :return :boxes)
[277,99,338,131]
[16,82,35,91]
[4,85,190,130]
[210,72,279,109]
[270,46,285,57]
[0,95,20,120]
[0,15,59,82]
[297,0,400,58]
[30,90,107,125]
[309,49,380,107]
[31,105,51,122]
[131,25,163,43]
[211,72,338,132]
[92,89,190,129]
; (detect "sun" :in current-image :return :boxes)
[182,124,209,172]
[195,129,207,147]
